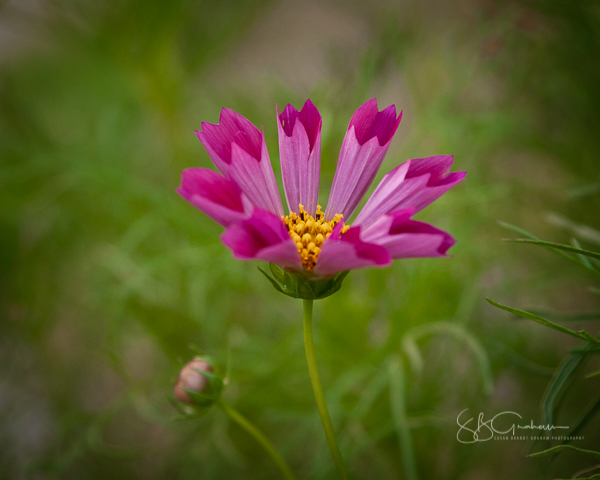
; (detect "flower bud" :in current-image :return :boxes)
[174,357,216,405]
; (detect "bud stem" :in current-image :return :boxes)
[216,399,296,480]
[302,299,349,480]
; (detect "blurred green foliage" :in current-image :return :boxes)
[1,0,599,479]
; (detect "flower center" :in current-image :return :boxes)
[283,204,349,271]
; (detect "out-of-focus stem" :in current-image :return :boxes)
[302,299,349,480]
[217,399,296,480]
[388,354,418,480]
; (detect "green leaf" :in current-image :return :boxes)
[573,237,598,271]
[528,444,600,460]
[497,222,600,276]
[497,221,539,240]
[570,346,600,354]
[541,348,588,425]
[586,370,600,378]
[504,239,600,260]
[529,311,600,322]
[485,298,600,345]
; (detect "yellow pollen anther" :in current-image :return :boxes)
[283,204,349,271]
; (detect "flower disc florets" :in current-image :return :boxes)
[283,204,349,271]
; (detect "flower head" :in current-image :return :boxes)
[178,99,465,295]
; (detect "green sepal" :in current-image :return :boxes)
[258,264,349,300]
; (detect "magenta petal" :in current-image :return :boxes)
[402,170,465,213]
[400,155,466,213]
[177,168,251,227]
[278,100,321,215]
[406,155,455,184]
[220,208,302,269]
[313,224,391,277]
[196,108,263,175]
[325,100,402,220]
[362,209,456,258]
[349,98,402,146]
[279,99,321,152]
[354,156,466,228]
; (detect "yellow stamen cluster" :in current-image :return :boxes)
[282,204,350,271]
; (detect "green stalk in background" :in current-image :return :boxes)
[217,399,296,480]
[302,299,349,480]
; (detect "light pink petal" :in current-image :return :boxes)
[177,168,252,227]
[362,208,455,258]
[313,224,391,277]
[278,99,321,215]
[220,208,302,269]
[354,156,466,229]
[226,138,284,216]
[325,99,402,220]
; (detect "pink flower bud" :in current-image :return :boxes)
[174,358,214,404]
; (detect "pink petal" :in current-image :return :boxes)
[177,168,252,227]
[362,208,455,258]
[354,156,466,229]
[325,100,402,220]
[277,100,321,215]
[220,208,302,269]
[226,139,284,216]
[405,155,454,184]
[196,108,263,175]
[313,224,391,277]
[278,99,320,151]
[195,109,284,216]
[349,98,402,146]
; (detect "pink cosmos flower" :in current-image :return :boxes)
[177,99,465,280]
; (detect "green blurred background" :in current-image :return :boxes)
[1,0,599,478]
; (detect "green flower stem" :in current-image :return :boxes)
[388,354,418,480]
[217,399,296,480]
[302,299,349,480]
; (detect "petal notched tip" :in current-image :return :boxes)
[349,98,402,146]
[406,155,467,187]
[278,99,321,151]
[197,108,263,164]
